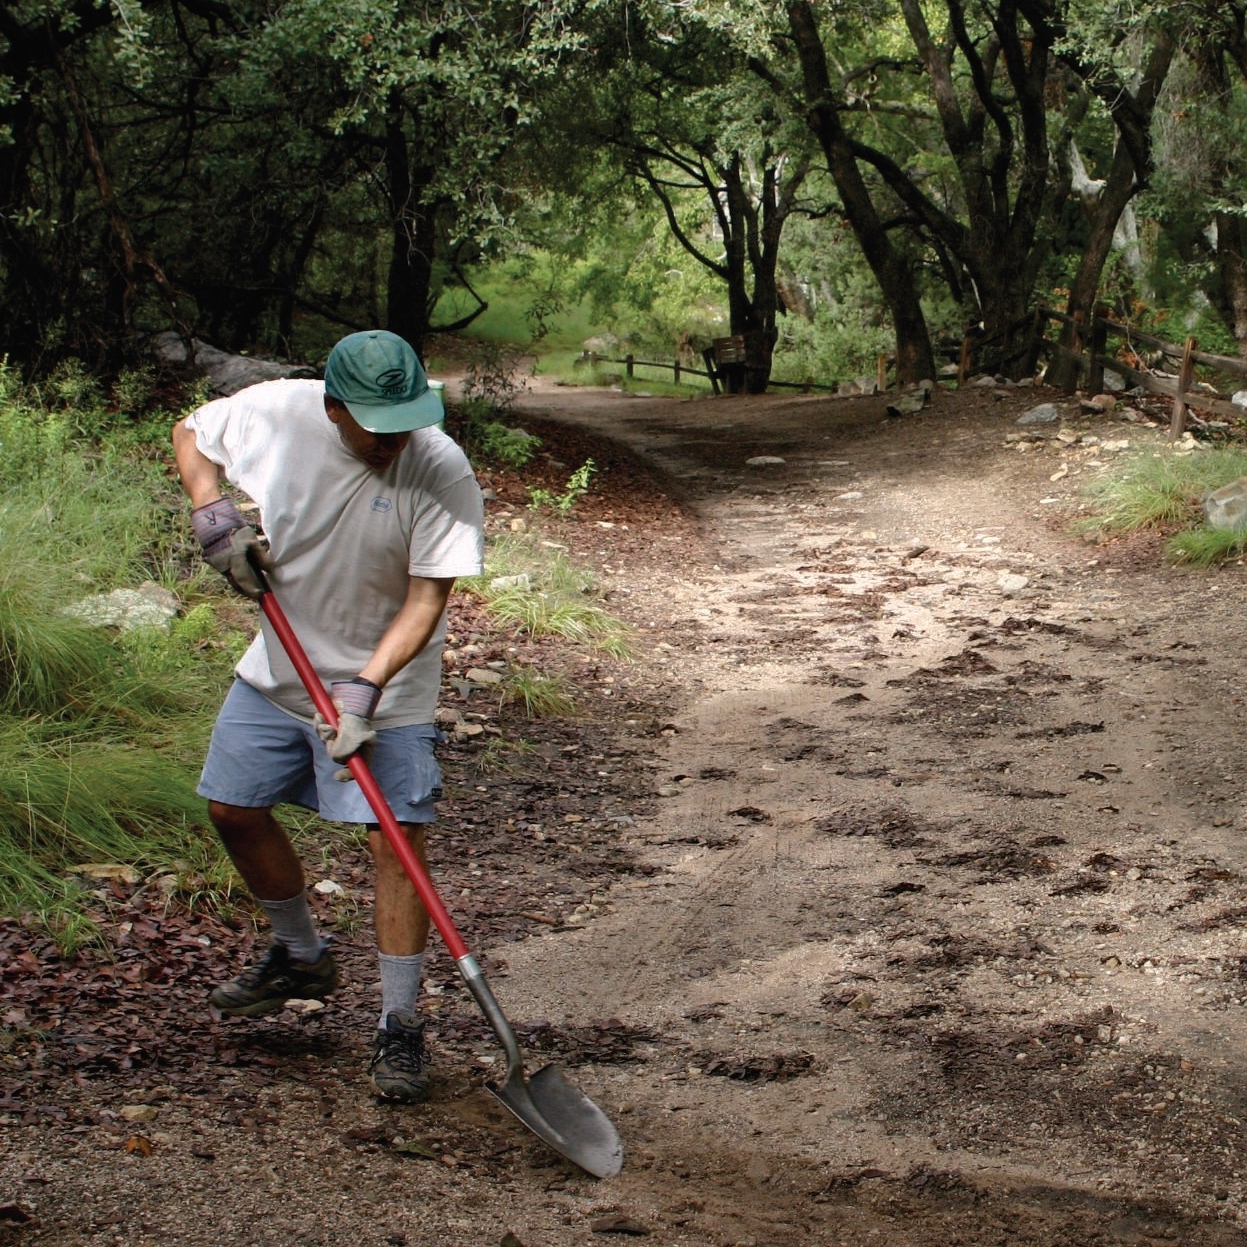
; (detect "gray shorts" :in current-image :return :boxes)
[197,679,442,824]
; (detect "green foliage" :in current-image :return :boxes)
[528,459,597,517]
[453,338,545,469]
[1166,524,1247,567]
[1079,449,1240,537]
[1076,447,1247,567]
[476,422,542,470]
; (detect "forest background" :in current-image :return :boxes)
[4,0,1247,396]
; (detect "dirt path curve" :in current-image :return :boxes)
[491,379,1247,1245]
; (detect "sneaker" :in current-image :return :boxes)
[368,1011,430,1102]
[209,940,339,1018]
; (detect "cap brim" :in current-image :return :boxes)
[346,387,443,433]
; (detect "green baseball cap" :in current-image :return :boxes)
[323,330,444,433]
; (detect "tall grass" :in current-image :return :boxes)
[0,371,230,949]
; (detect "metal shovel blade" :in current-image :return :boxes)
[488,1064,624,1179]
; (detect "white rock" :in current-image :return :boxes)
[489,573,531,592]
[746,456,786,466]
[1018,403,1061,425]
[1204,477,1247,531]
[63,582,180,632]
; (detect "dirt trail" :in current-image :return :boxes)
[6,378,1247,1247]
[492,380,1247,1245]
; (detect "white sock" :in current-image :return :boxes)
[258,893,323,964]
[378,951,425,1028]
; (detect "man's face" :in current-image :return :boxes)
[325,397,412,471]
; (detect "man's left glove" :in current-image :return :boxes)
[191,497,273,600]
[315,677,382,781]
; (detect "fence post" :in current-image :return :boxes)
[957,336,973,387]
[1023,306,1045,378]
[625,353,634,379]
[1059,309,1085,394]
[1170,337,1197,440]
[673,358,681,385]
[1088,304,1109,395]
[876,354,888,393]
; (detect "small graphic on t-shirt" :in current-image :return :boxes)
[370,497,393,512]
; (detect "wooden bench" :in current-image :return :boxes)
[703,334,746,394]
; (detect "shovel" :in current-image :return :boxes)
[256,583,624,1179]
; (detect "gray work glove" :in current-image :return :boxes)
[314,677,382,781]
[190,497,273,600]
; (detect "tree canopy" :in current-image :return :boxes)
[0,0,1243,385]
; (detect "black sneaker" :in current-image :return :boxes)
[209,940,339,1017]
[368,1011,430,1102]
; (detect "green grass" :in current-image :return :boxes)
[0,378,238,949]
[1079,447,1247,566]
[463,533,634,658]
[501,667,576,718]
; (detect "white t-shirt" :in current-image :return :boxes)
[187,378,484,726]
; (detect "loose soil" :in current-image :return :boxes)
[5,376,1247,1246]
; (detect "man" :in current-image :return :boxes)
[172,330,484,1103]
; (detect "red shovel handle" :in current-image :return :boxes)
[257,588,470,962]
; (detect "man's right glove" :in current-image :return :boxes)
[314,677,382,781]
[191,497,272,600]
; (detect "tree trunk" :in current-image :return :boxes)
[786,1,936,385]
[1045,30,1174,389]
[383,99,436,356]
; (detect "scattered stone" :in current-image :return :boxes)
[886,390,928,418]
[1204,477,1247,531]
[119,1105,159,1123]
[313,879,344,895]
[465,667,504,684]
[997,573,1030,596]
[1081,394,1117,413]
[746,455,786,466]
[72,864,140,883]
[1017,403,1061,425]
[489,574,531,592]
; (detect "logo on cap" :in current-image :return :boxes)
[376,367,408,395]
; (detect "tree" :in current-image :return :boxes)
[1033,1,1176,388]
[556,9,817,392]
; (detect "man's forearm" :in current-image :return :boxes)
[358,577,457,689]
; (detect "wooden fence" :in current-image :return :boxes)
[1025,305,1247,439]
[576,311,1247,438]
[575,334,840,396]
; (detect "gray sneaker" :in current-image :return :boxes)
[209,940,339,1017]
[368,1011,430,1102]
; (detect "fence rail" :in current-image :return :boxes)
[574,350,839,395]
[1033,305,1247,438]
[575,308,1247,439]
